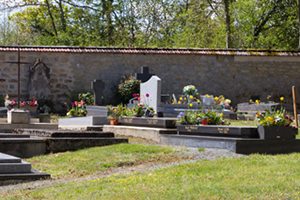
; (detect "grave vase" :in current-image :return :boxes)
[257,126,297,140]
[187,95,193,104]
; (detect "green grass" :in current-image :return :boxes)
[4,153,300,199]
[24,143,182,179]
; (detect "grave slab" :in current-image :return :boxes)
[13,129,114,138]
[140,76,161,113]
[103,125,176,142]
[177,125,259,138]
[118,117,177,128]
[160,134,300,155]
[0,122,58,133]
[0,152,50,186]
[59,116,109,127]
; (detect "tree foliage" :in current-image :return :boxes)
[0,0,299,50]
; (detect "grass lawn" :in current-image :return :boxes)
[2,144,300,199]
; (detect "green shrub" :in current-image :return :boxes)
[117,75,141,104]
[78,92,94,105]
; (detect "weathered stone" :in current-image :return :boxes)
[7,109,30,124]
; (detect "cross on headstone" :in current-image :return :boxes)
[91,79,105,106]
[134,66,154,83]
[3,46,32,108]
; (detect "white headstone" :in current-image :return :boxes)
[140,76,161,113]
[201,95,214,106]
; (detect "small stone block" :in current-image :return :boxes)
[7,109,30,124]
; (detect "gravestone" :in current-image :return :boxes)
[91,79,105,106]
[135,66,154,83]
[29,59,51,99]
[7,109,30,124]
[200,95,214,106]
[140,76,161,113]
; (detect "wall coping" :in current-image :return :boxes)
[0,45,300,57]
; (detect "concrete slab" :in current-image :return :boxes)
[103,125,176,142]
[160,134,300,155]
[0,153,21,163]
[59,116,109,127]
[0,162,32,174]
[0,139,47,158]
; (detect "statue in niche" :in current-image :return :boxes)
[29,59,51,100]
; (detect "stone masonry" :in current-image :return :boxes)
[0,46,300,110]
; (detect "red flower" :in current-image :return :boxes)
[137,97,141,101]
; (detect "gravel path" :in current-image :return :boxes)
[0,136,245,194]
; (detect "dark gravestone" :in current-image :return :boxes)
[91,79,105,106]
[135,66,154,83]
[29,59,51,99]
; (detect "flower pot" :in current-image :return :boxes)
[7,105,38,113]
[257,126,297,140]
[110,118,120,125]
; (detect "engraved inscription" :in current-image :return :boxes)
[217,128,229,134]
[124,118,133,123]
[147,119,158,124]
[184,126,198,132]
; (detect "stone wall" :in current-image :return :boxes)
[0,47,300,110]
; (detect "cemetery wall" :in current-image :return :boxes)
[0,47,300,109]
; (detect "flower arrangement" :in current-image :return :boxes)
[5,95,38,108]
[107,104,125,120]
[255,97,294,127]
[177,109,230,125]
[183,85,198,95]
[214,95,231,109]
[66,101,87,117]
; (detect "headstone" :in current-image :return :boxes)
[29,59,51,99]
[91,79,105,106]
[140,76,161,113]
[201,95,214,106]
[7,109,30,124]
[135,66,154,83]
[172,94,177,104]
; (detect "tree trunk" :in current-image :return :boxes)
[224,0,231,48]
[298,0,300,50]
[58,0,66,32]
[45,0,58,36]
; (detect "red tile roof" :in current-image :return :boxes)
[0,45,299,56]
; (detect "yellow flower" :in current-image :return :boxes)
[189,103,193,107]
[255,100,259,105]
[220,113,223,117]
[196,93,199,95]
[214,97,219,100]
[178,101,181,104]
[189,95,193,99]
[249,99,253,103]
[280,97,284,101]
[206,94,210,98]
[193,97,196,99]
[184,98,186,100]
[197,100,200,103]
[179,97,182,100]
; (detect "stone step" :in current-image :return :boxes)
[0,162,31,174]
[0,153,21,163]
[0,169,51,186]
[0,133,30,138]
[13,129,113,138]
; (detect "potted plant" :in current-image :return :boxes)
[66,101,88,117]
[106,104,123,125]
[255,97,297,139]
